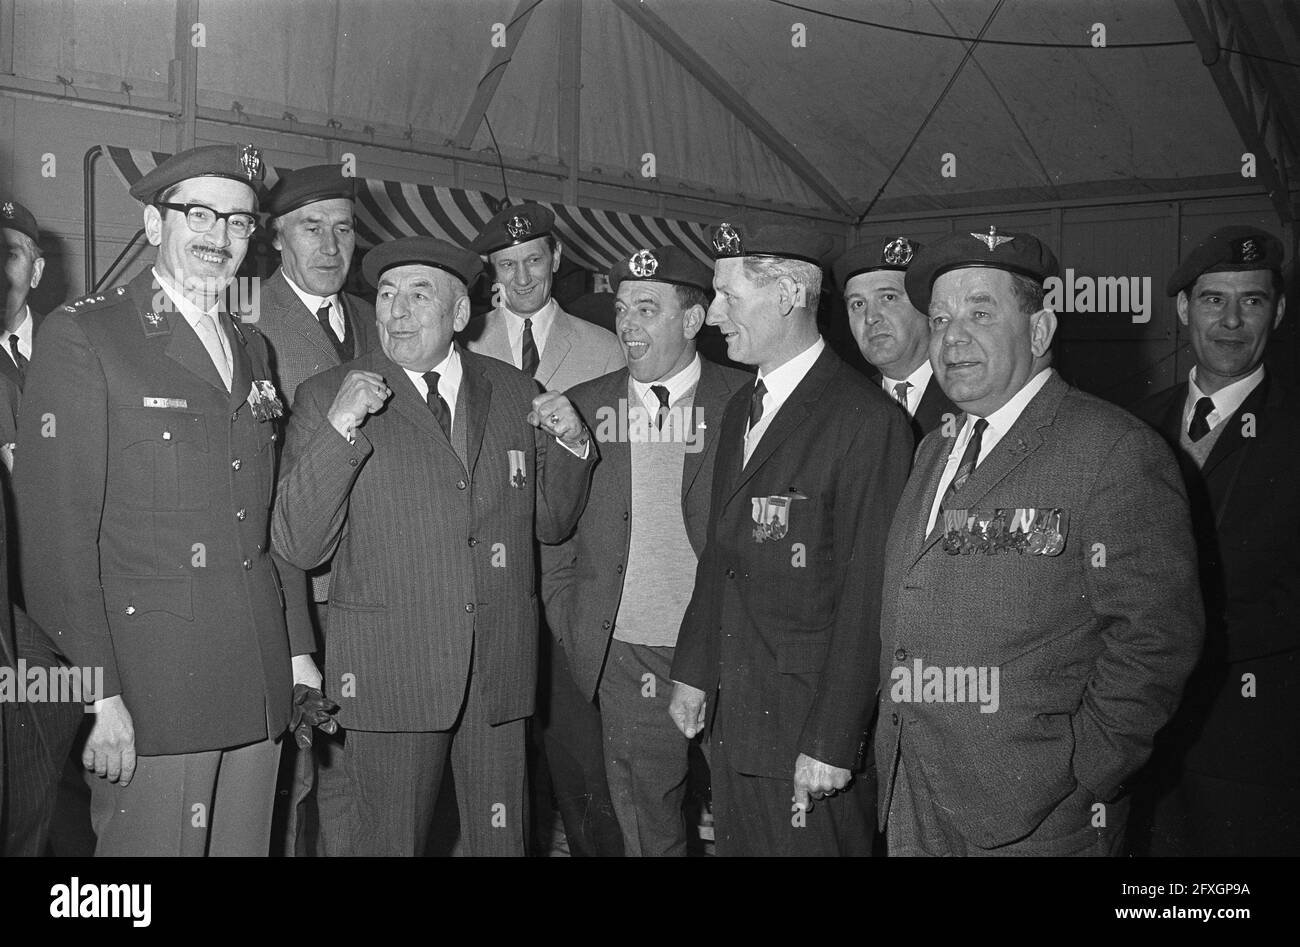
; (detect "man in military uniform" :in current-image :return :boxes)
[14,144,324,856]
[464,202,624,855]
[833,236,957,442]
[669,217,912,856]
[255,163,379,855]
[1132,226,1298,856]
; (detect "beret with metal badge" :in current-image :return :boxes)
[1166,225,1285,297]
[128,143,266,204]
[708,215,834,267]
[904,226,1060,314]
[265,163,356,218]
[609,245,712,294]
[470,202,555,255]
[362,235,483,289]
[0,198,40,244]
[833,236,924,293]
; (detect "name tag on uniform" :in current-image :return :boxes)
[142,396,188,409]
[941,507,1068,556]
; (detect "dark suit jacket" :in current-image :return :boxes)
[541,358,751,700]
[272,346,596,731]
[13,269,314,756]
[0,484,12,826]
[867,368,959,443]
[874,371,1205,848]
[670,345,912,778]
[1134,376,1300,785]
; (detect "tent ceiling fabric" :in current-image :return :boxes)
[99,146,715,273]
[15,0,1299,219]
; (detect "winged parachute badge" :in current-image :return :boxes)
[629,249,659,278]
[971,226,1014,251]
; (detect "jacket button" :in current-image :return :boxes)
[271,432,277,442]
[236,508,246,521]
[615,564,623,574]
[242,558,252,570]
[231,458,241,470]
[895,648,907,661]
[725,568,735,578]
[891,712,899,726]
[349,457,359,467]
[602,620,611,630]
[622,511,629,521]
[124,605,136,616]
[468,537,479,547]
[465,603,475,613]
[457,480,468,490]
[231,410,239,422]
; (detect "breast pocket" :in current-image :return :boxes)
[116,407,210,511]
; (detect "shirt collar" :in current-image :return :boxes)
[8,305,33,344]
[757,337,825,403]
[1188,364,1265,425]
[281,270,339,316]
[152,266,219,329]
[882,358,934,392]
[504,298,557,341]
[974,366,1054,437]
[404,345,462,400]
[631,353,702,407]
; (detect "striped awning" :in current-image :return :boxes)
[98,146,714,273]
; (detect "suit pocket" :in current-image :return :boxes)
[102,574,195,623]
[330,599,387,613]
[116,407,210,511]
[777,639,828,674]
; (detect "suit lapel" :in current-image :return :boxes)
[459,348,493,478]
[151,275,228,393]
[223,315,253,409]
[381,353,454,454]
[681,360,726,501]
[271,271,344,364]
[1154,383,1187,447]
[536,309,572,389]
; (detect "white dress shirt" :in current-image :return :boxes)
[630,353,702,416]
[283,272,345,342]
[926,367,1054,533]
[744,337,825,466]
[504,298,557,370]
[4,305,34,367]
[881,359,935,418]
[404,345,463,433]
[1184,364,1264,436]
[153,268,233,390]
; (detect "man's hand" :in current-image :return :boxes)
[289,683,340,750]
[668,681,708,739]
[84,694,136,785]
[327,370,390,440]
[529,391,588,451]
[792,753,852,811]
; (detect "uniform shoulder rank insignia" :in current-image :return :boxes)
[941,507,1067,556]
[248,379,284,422]
[505,215,532,240]
[62,291,122,317]
[971,226,1014,251]
[629,249,659,278]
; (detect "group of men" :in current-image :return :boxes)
[0,140,1294,857]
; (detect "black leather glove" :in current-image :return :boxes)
[290,683,340,750]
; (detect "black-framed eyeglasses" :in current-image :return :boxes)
[156,202,258,239]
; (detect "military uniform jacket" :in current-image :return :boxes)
[874,372,1205,848]
[14,269,314,757]
[670,346,912,778]
[271,346,596,732]
[541,359,751,700]
[1135,375,1300,785]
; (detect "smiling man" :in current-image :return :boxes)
[14,144,320,856]
[1132,226,1298,856]
[834,236,956,441]
[541,246,748,856]
[667,216,911,856]
[873,227,1203,856]
[272,236,597,856]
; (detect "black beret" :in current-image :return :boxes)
[708,215,834,267]
[128,144,266,204]
[362,236,483,289]
[904,226,1060,314]
[265,163,356,218]
[1167,226,1285,297]
[833,236,924,293]
[0,199,39,244]
[470,202,555,255]
[609,246,713,294]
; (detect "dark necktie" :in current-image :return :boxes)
[748,379,767,430]
[422,370,452,439]
[937,417,989,520]
[9,335,28,387]
[521,318,540,378]
[892,380,911,411]
[1188,396,1214,442]
[650,384,670,430]
[316,302,350,361]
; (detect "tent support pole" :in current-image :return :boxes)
[557,0,581,206]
